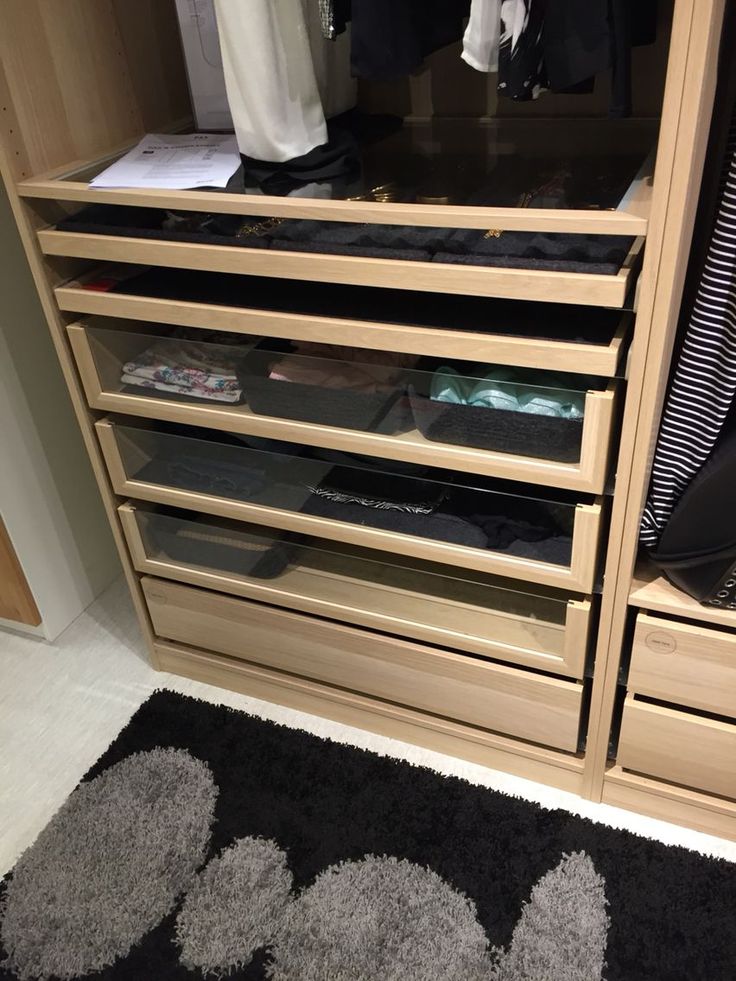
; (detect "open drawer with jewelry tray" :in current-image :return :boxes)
[26,116,657,307]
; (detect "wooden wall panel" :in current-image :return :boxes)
[111,0,191,132]
[0,516,41,627]
[0,0,189,180]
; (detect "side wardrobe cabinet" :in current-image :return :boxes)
[0,0,730,829]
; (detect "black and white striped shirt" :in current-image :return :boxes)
[640,116,736,547]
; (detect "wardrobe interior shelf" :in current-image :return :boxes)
[56,270,632,376]
[19,117,658,236]
[120,502,592,679]
[96,419,603,593]
[40,228,644,307]
[68,321,617,493]
[142,576,586,753]
[630,563,736,630]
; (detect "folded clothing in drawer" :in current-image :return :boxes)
[241,341,415,432]
[129,427,575,566]
[57,204,634,274]
[409,361,588,461]
[144,436,312,513]
[119,328,258,404]
[147,511,294,579]
[300,474,573,565]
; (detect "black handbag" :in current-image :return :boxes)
[649,426,736,607]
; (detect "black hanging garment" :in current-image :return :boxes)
[648,425,736,607]
[350,0,470,81]
[542,0,609,93]
[502,0,658,113]
[640,109,736,554]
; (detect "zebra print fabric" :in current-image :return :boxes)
[307,485,434,514]
[318,0,336,40]
[640,111,736,548]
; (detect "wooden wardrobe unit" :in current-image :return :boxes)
[1,0,733,838]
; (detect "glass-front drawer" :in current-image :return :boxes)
[120,502,592,679]
[70,320,616,492]
[98,418,603,591]
[244,342,615,476]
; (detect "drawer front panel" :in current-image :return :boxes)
[121,503,591,678]
[41,229,639,308]
[630,613,736,716]
[55,278,631,377]
[618,697,736,800]
[142,576,584,751]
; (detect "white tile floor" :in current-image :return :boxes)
[2,576,735,876]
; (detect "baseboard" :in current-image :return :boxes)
[604,766,736,841]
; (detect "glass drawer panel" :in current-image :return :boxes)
[244,343,595,461]
[111,421,577,569]
[126,504,580,673]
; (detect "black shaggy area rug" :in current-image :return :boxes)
[1,690,735,981]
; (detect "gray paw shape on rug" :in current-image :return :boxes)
[269,855,491,981]
[490,851,610,981]
[174,849,608,981]
[175,837,293,975]
[0,748,217,981]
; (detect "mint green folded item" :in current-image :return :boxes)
[430,364,585,418]
[468,370,519,410]
[430,365,480,404]
[517,386,585,418]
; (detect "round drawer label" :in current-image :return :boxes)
[644,631,677,654]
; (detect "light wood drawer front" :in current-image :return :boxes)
[120,502,592,679]
[41,229,641,308]
[55,278,631,378]
[629,614,736,716]
[142,576,584,752]
[618,697,736,800]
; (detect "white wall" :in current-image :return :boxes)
[0,187,120,640]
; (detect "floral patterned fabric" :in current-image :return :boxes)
[122,338,255,404]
